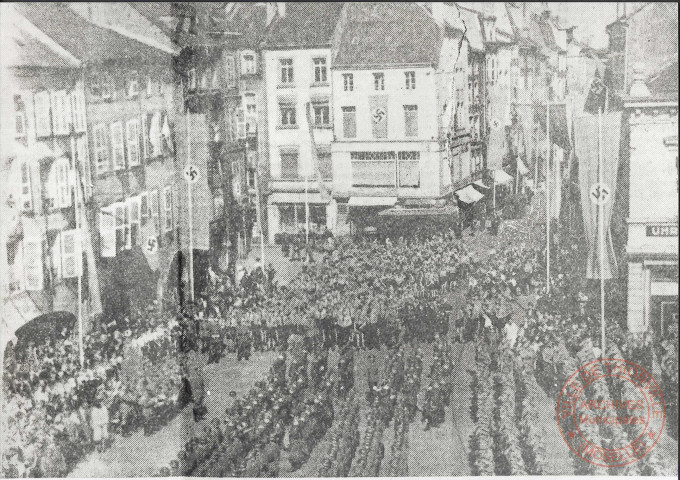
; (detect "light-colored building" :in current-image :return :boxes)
[330,2,457,234]
[261,3,343,243]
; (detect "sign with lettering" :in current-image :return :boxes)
[646,224,678,237]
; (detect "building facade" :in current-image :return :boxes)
[261,3,343,243]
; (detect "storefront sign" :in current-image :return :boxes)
[646,224,678,237]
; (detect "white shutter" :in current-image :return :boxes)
[23,238,43,291]
[149,113,162,157]
[71,89,86,133]
[51,90,71,135]
[225,55,235,88]
[54,158,72,208]
[124,200,132,250]
[111,122,125,170]
[61,229,81,278]
[141,114,149,160]
[236,107,246,139]
[126,119,141,166]
[128,196,141,246]
[100,207,116,257]
[34,91,51,137]
[93,124,110,174]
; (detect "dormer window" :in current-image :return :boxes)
[242,52,257,75]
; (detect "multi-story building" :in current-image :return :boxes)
[261,2,344,243]
[604,4,678,334]
[15,3,181,321]
[330,2,460,234]
[1,4,93,344]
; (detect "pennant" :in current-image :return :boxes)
[369,95,388,139]
[574,111,622,279]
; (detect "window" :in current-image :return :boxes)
[34,91,51,137]
[125,119,141,167]
[225,55,236,88]
[313,105,330,126]
[150,189,160,231]
[373,72,385,91]
[15,95,26,138]
[129,196,141,247]
[343,73,354,91]
[404,105,418,137]
[200,69,210,90]
[398,151,420,187]
[23,238,43,291]
[99,207,116,257]
[405,71,416,90]
[7,241,23,293]
[243,93,257,134]
[280,58,294,84]
[188,68,197,91]
[60,229,81,278]
[317,148,332,180]
[280,151,299,179]
[141,114,150,160]
[351,151,396,187]
[242,53,256,75]
[163,186,173,232]
[211,68,220,89]
[70,89,86,133]
[342,106,356,138]
[54,158,71,208]
[20,160,32,211]
[149,112,163,157]
[93,124,110,174]
[113,202,127,252]
[146,76,158,97]
[313,57,327,83]
[280,105,296,126]
[110,122,125,170]
[126,73,140,98]
[140,192,149,225]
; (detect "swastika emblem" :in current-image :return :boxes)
[183,164,199,183]
[589,182,611,206]
[372,107,386,124]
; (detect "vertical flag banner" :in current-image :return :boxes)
[369,95,388,139]
[574,111,622,279]
[305,102,331,202]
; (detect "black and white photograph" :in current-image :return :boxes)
[0,2,678,478]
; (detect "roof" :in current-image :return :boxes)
[224,2,269,48]
[15,3,171,63]
[1,6,80,69]
[447,4,485,51]
[129,2,177,35]
[333,3,442,68]
[647,56,679,96]
[262,2,344,49]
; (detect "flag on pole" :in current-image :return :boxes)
[534,101,571,152]
[583,70,609,115]
[305,103,331,202]
[574,111,622,279]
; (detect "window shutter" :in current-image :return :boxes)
[111,122,125,170]
[149,113,162,157]
[236,107,246,139]
[141,114,150,160]
[100,207,116,257]
[23,238,44,291]
[34,91,51,137]
[140,192,149,225]
[225,55,236,88]
[124,200,132,250]
[50,90,71,135]
[51,234,62,279]
[150,189,160,231]
[54,158,72,208]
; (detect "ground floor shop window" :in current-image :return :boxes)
[279,203,326,233]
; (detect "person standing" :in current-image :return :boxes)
[90,400,110,452]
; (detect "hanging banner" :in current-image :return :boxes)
[534,102,571,152]
[574,111,622,280]
[369,95,388,139]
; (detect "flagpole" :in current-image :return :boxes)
[253,139,265,270]
[546,100,551,294]
[186,114,194,302]
[598,106,606,358]
[304,173,310,245]
[74,138,84,368]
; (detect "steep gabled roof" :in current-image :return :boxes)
[333,3,443,68]
[262,2,344,49]
[224,2,269,48]
[15,3,169,63]
[447,4,484,51]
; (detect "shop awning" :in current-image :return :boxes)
[378,204,458,217]
[269,192,329,204]
[473,180,489,189]
[491,169,514,185]
[348,196,397,207]
[455,185,484,204]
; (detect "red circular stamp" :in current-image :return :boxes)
[556,358,666,468]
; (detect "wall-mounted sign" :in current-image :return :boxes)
[646,224,678,237]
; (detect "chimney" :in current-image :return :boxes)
[629,62,650,98]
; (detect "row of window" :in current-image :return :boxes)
[278,103,331,128]
[6,230,81,294]
[340,105,418,139]
[341,71,416,92]
[99,187,173,258]
[187,52,256,93]
[278,57,328,85]
[92,111,172,175]
[90,73,164,102]
[350,151,421,188]
[279,149,332,180]
[30,89,87,138]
